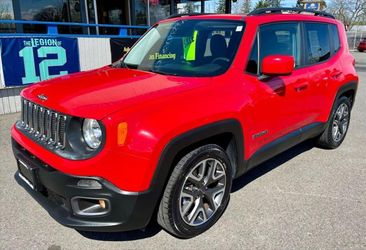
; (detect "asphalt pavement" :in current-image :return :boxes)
[0,52,365,249]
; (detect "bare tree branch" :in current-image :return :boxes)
[328,0,366,30]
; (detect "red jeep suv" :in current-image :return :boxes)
[12,8,358,238]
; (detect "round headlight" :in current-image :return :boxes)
[82,119,102,149]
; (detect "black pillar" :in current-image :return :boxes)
[79,0,90,34]
[201,0,205,13]
[225,0,231,14]
[11,0,23,32]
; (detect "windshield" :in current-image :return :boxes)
[120,19,245,77]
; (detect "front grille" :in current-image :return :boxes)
[20,98,68,149]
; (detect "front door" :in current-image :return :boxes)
[244,22,312,156]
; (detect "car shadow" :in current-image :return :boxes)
[77,219,162,241]
[77,139,316,241]
[231,139,315,193]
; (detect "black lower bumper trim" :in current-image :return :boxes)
[12,138,156,232]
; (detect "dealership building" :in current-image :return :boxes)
[1,0,232,34]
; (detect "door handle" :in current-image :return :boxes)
[330,71,342,79]
[294,81,308,92]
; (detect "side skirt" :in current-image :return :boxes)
[245,122,326,171]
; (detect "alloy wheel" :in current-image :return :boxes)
[332,103,349,142]
[179,158,227,226]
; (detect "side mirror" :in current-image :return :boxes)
[261,55,295,77]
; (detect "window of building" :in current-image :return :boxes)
[305,22,331,64]
[0,0,14,20]
[176,2,201,14]
[0,0,15,33]
[14,0,82,34]
[150,0,171,25]
[96,0,129,35]
[20,0,64,21]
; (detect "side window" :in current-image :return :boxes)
[259,23,301,73]
[246,36,258,74]
[329,24,341,53]
[305,23,331,64]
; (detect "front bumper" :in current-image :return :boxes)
[12,139,155,232]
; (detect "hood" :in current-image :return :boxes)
[22,66,210,120]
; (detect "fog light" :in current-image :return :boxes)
[77,179,102,189]
[99,199,106,209]
[71,197,110,216]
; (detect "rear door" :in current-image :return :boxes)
[304,22,343,122]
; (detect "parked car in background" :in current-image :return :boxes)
[357,38,366,52]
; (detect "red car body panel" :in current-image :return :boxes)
[12,14,359,193]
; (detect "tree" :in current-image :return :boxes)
[271,0,281,8]
[216,0,226,14]
[254,0,271,10]
[328,0,366,30]
[241,0,252,14]
[253,0,282,10]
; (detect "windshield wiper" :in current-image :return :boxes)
[112,60,137,69]
[148,69,177,76]
[118,61,130,69]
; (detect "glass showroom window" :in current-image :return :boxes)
[18,0,82,34]
[149,0,171,25]
[0,0,15,33]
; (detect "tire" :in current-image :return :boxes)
[157,144,233,238]
[358,49,364,52]
[316,96,352,149]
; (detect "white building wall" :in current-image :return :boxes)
[78,38,112,71]
[0,46,4,88]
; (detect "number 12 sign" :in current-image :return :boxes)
[1,37,80,87]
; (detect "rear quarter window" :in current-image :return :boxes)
[329,24,341,53]
[304,22,331,64]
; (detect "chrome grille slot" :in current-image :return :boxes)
[51,112,57,143]
[19,98,68,149]
[33,104,39,135]
[24,100,29,128]
[28,102,33,131]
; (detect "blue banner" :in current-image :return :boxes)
[305,3,320,10]
[1,37,80,87]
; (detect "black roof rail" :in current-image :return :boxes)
[167,13,217,19]
[248,7,335,19]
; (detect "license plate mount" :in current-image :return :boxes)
[17,159,41,191]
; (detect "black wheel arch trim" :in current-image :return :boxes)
[325,80,358,124]
[145,119,245,220]
[334,81,358,108]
